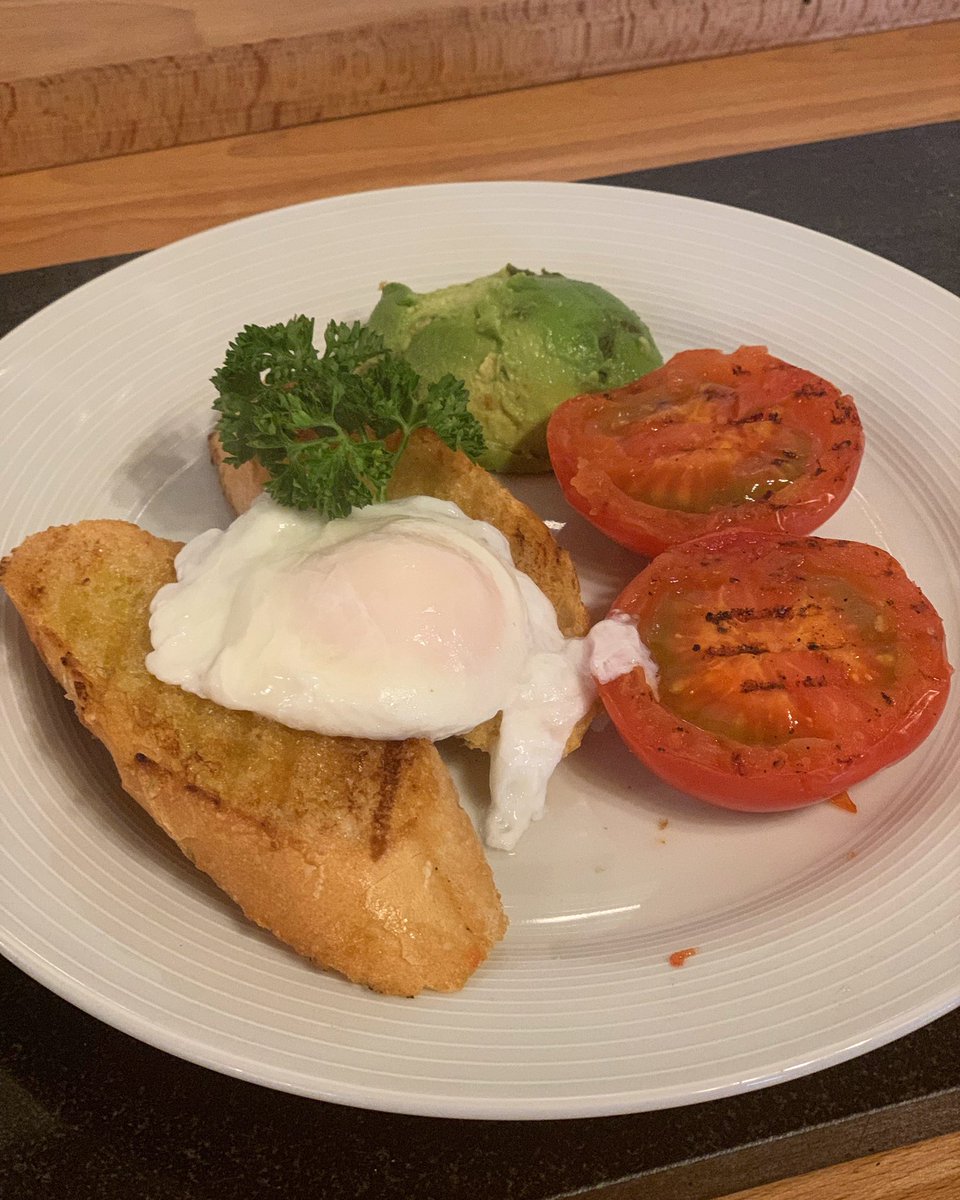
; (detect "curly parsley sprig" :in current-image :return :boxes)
[212,317,485,519]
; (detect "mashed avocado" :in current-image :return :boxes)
[368,265,661,473]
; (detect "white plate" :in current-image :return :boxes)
[1,183,958,1120]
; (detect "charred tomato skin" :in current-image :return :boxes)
[598,530,951,811]
[547,346,865,557]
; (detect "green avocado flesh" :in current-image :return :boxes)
[367,265,662,473]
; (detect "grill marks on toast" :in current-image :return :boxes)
[368,742,404,862]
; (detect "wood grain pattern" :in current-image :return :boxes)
[2,0,948,75]
[1,0,956,174]
[0,22,957,274]
[718,1130,960,1200]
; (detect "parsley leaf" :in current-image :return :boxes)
[212,317,485,519]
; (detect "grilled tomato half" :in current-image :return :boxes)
[598,530,951,811]
[547,346,864,557]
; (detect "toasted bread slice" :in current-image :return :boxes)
[2,522,507,996]
[209,428,594,753]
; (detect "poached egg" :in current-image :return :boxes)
[147,494,647,850]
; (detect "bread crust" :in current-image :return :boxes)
[2,522,507,995]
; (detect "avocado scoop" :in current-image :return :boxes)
[367,265,662,473]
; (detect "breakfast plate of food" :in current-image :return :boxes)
[0,181,957,1118]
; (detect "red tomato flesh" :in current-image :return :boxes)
[598,530,951,811]
[547,346,865,557]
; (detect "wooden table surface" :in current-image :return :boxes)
[1,20,958,1200]
[2,21,959,274]
[1,0,953,174]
